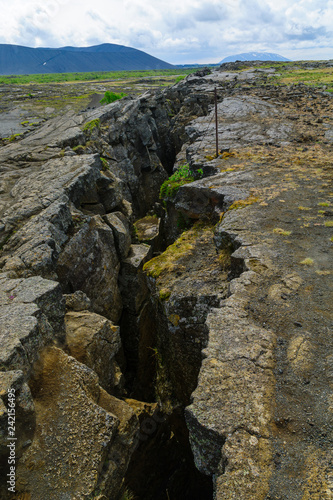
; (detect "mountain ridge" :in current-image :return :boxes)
[220,51,290,63]
[0,43,174,75]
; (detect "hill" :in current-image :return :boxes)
[0,43,174,75]
[220,52,290,63]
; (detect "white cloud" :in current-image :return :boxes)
[0,0,332,63]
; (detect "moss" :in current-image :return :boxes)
[159,288,171,301]
[300,258,314,266]
[273,228,292,236]
[143,223,207,279]
[8,133,22,142]
[218,248,232,270]
[228,195,259,211]
[324,221,333,227]
[298,206,311,211]
[318,202,330,207]
[82,119,100,133]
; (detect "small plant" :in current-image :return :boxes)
[159,164,195,200]
[300,258,314,266]
[273,228,292,236]
[8,133,22,142]
[324,221,333,227]
[100,157,110,171]
[100,91,127,104]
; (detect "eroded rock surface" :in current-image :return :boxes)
[0,63,332,499]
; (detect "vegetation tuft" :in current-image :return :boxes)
[100,90,127,104]
[159,164,202,201]
[83,119,100,133]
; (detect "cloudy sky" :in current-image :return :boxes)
[0,0,332,64]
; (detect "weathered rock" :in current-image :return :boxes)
[119,244,152,314]
[64,290,91,311]
[104,211,131,260]
[65,310,122,392]
[57,215,122,323]
[143,225,229,404]
[173,170,252,221]
[0,370,35,464]
[0,274,65,374]
[134,215,162,253]
[15,347,138,500]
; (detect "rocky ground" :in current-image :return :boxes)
[0,62,332,499]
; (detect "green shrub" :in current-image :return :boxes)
[159,164,195,200]
[100,91,127,104]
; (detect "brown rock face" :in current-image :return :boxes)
[16,347,138,500]
[65,310,123,392]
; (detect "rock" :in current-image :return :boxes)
[119,244,152,314]
[143,225,229,403]
[134,215,162,253]
[65,310,122,392]
[15,347,138,500]
[57,215,122,323]
[173,171,252,221]
[0,370,35,469]
[0,274,65,374]
[104,211,131,260]
[0,154,103,275]
[64,290,91,311]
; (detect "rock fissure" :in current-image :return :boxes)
[1,62,332,499]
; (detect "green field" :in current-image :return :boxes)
[0,68,195,85]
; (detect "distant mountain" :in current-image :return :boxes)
[0,43,174,75]
[220,52,290,63]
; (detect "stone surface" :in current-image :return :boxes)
[15,347,138,500]
[57,215,122,323]
[65,310,122,391]
[0,274,65,374]
[104,211,131,260]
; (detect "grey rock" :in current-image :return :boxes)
[57,215,122,323]
[64,290,91,311]
[104,211,131,260]
[0,274,65,374]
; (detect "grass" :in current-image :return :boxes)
[0,68,195,85]
[159,164,203,201]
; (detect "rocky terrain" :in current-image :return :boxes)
[0,62,332,499]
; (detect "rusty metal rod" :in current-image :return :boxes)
[215,87,218,157]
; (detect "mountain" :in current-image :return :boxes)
[220,52,290,63]
[0,43,174,75]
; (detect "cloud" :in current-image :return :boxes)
[0,0,332,63]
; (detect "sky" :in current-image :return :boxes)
[0,0,332,64]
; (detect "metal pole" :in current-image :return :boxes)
[215,87,218,157]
